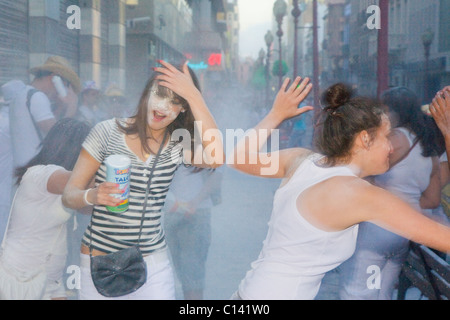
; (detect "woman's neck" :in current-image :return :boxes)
[147,127,167,143]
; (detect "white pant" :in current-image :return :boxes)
[79,250,175,300]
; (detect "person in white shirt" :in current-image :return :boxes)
[76,80,102,126]
[7,56,80,169]
[0,118,91,300]
[0,57,81,248]
[0,97,12,241]
[339,86,443,300]
[229,79,450,300]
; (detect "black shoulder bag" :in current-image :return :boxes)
[89,130,169,298]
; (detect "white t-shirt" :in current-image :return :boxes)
[374,127,432,212]
[0,165,72,280]
[9,86,54,167]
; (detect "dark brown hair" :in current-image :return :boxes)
[15,118,91,184]
[314,83,385,166]
[117,64,199,156]
[381,86,438,157]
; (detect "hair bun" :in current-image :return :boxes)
[321,83,354,110]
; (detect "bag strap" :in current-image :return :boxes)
[390,138,419,169]
[89,129,169,253]
[136,129,169,245]
[26,89,44,142]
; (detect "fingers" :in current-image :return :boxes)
[294,78,312,96]
[284,77,311,97]
[156,60,178,74]
[287,77,302,93]
[295,106,314,117]
[431,91,449,115]
[94,182,123,207]
[280,77,291,92]
[182,60,190,75]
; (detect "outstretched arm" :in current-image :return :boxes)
[229,77,313,178]
[339,179,450,253]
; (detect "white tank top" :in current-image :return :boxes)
[374,127,432,212]
[238,154,359,300]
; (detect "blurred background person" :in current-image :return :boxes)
[0,118,90,300]
[2,56,80,169]
[76,80,103,126]
[0,56,80,246]
[104,83,130,119]
[339,86,443,300]
[0,94,12,241]
[164,165,223,300]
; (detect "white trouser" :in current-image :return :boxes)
[79,249,175,300]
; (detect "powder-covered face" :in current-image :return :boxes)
[147,86,184,129]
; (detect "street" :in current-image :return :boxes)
[203,167,280,299]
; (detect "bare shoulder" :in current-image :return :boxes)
[299,176,387,230]
[280,148,314,186]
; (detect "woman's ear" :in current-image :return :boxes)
[356,130,371,149]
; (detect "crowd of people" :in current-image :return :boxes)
[0,55,448,300]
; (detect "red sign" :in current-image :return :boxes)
[208,53,222,66]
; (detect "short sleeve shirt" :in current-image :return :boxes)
[81,119,184,254]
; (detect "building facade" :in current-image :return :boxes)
[320,0,450,101]
[0,0,235,103]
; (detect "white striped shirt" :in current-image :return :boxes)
[81,119,183,254]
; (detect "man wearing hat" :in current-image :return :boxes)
[76,80,104,126]
[7,55,80,168]
[104,83,130,118]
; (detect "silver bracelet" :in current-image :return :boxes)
[83,188,94,206]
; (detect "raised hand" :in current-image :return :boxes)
[270,77,313,122]
[154,60,199,101]
[430,90,450,137]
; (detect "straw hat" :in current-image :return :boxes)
[29,56,81,94]
[105,84,124,97]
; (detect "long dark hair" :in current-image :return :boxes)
[15,118,91,184]
[381,87,437,157]
[314,83,385,166]
[117,63,200,156]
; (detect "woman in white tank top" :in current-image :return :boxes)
[229,80,450,300]
[339,87,443,300]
